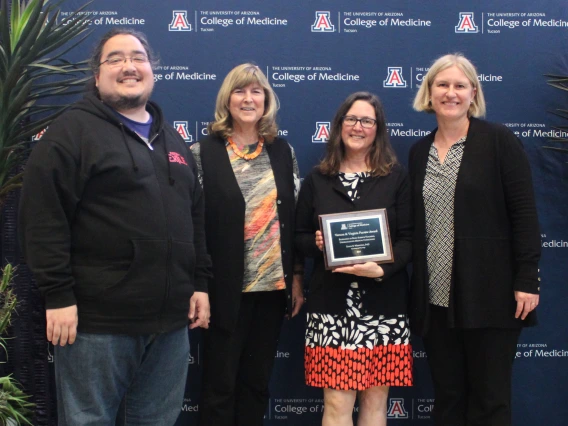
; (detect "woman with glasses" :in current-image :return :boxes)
[191,63,304,426]
[295,92,413,426]
[409,54,541,426]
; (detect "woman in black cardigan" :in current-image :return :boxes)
[192,63,304,426]
[409,53,541,426]
[296,92,413,426]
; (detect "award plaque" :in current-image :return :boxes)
[318,209,393,270]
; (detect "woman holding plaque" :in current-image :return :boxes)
[192,63,304,426]
[409,53,541,426]
[295,92,413,426]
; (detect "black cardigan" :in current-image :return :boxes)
[295,165,412,316]
[199,135,296,332]
[408,117,541,336]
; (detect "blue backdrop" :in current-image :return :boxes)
[24,0,568,424]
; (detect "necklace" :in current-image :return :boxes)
[228,136,264,160]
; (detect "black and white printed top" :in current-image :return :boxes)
[339,171,369,201]
[423,137,466,307]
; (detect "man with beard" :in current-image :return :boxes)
[19,28,211,426]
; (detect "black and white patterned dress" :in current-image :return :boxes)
[304,172,413,390]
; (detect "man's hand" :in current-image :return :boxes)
[46,305,78,346]
[189,291,210,329]
[289,275,304,318]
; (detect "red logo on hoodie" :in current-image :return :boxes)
[168,152,188,166]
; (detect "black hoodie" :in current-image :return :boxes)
[19,93,212,334]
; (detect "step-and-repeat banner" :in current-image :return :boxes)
[39,1,568,424]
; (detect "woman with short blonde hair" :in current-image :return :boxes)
[413,53,486,118]
[409,53,540,426]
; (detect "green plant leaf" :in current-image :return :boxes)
[0,374,34,425]
[9,0,22,49]
[0,1,11,61]
[33,75,90,90]
[543,146,568,150]
[43,31,93,64]
[14,111,69,141]
[13,0,46,55]
[18,5,54,59]
[28,63,78,71]
[547,82,568,92]
[0,0,90,202]
[544,73,568,79]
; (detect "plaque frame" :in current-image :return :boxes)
[318,208,394,270]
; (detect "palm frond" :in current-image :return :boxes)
[543,146,568,152]
[0,0,91,204]
[0,375,34,425]
[545,71,568,161]
[0,264,34,425]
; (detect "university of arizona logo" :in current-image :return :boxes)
[311,11,335,32]
[169,11,192,31]
[312,122,331,143]
[387,398,409,419]
[383,67,407,88]
[174,121,193,143]
[455,12,478,33]
[32,127,48,141]
[169,152,188,166]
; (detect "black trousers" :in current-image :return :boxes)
[199,290,286,426]
[423,305,521,426]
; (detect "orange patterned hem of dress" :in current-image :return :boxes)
[304,283,413,390]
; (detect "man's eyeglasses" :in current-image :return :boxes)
[100,55,149,68]
[342,115,377,128]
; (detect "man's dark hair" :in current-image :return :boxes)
[85,28,159,94]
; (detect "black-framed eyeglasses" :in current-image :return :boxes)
[342,115,377,128]
[100,55,149,67]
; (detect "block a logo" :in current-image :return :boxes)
[174,121,193,143]
[312,122,331,143]
[312,11,335,32]
[387,398,409,419]
[32,127,48,141]
[383,67,407,88]
[169,10,192,31]
[455,12,478,33]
